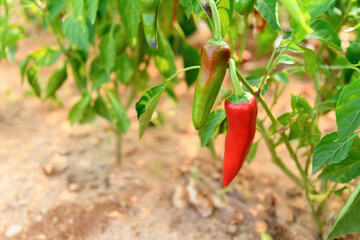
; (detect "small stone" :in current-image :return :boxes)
[233,210,246,224]
[36,233,46,240]
[35,215,43,222]
[273,193,294,224]
[68,183,80,192]
[107,211,122,219]
[227,225,238,234]
[186,180,214,218]
[42,153,68,176]
[172,185,188,209]
[5,225,22,237]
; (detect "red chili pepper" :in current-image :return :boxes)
[222,95,258,186]
[253,9,267,32]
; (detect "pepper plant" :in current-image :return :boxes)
[1,0,360,239]
[137,0,360,239]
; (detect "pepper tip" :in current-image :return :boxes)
[148,39,158,50]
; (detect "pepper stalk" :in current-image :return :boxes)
[228,58,251,104]
[199,0,226,46]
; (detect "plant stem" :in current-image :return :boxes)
[174,22,186,40]
[229,59,245,97]
[237,67,306,176]
[166,66,201,83]
[317,43,324,58]
[340,1,353,32]
[305,146,314,175]
[257,120,303,187]
[349,181,353,194]
[259,41,291,91]
[125,84,137,110]
[115,130,123,165]
[207,0,222,42]
[236,68,256,93]
[207,137,217,160]
[237,68,317,217]
[3,0,9,16]
[42,9,68,55]
[258,48,277,90]
[198,0,215,32]
[113,80,125,165]
[272,84,286,110]
[239,15,248,63]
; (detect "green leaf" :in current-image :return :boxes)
[291,94,312,114]
[254,0,281,33]
[336,79,360,139]
[106,90,130,134]
[288,102,321,148]
[180,0,198,19]
[90,59,109,90]
[47,0,68,20]
[99,31,115,76]
[46,62,68,98]
[333,187,347,197]
[327,182,360,239]
[319,151,360,183]
[68,92,92,125]
[256,23,277,55]
[71,0,86,30]
[117,0,140,48]
[351,136,360,152]
[79,104,96,124]
[20,56,31,83]
[304,0,334,20]
[26,65,41,97]
[298,46,318,77]
[330,57,360,73]
[308,19,341,51]
[85,0,99,24]
[290,9,311,42]
[287,43,304,53]
[217,0,233,38]
[276,54,297,65]
[62,14,90,51]
[94,94,111,120]
[0,12,10,58]
[182,42,200,87]
[299,121,321,148]
[312,132,359,175]
[199,109,226,147]
[69,57,88,93]
[278,0,313,34]
[136,82,167,138]
[115,53,134,84]
[346,39,360,64]
[270,113,291,135]
[246,140,260,164]
[30,47,62,66]
[272,71,289,84]
[153,31,177,79]
[245,75,268,95]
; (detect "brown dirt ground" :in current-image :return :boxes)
[0,23,358,240]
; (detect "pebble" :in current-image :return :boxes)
[5,224,22,237]
[36,234,46,240]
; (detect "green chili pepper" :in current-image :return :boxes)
[235,0,255,15]
[192,42,231,130]
[140,0,160,50]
